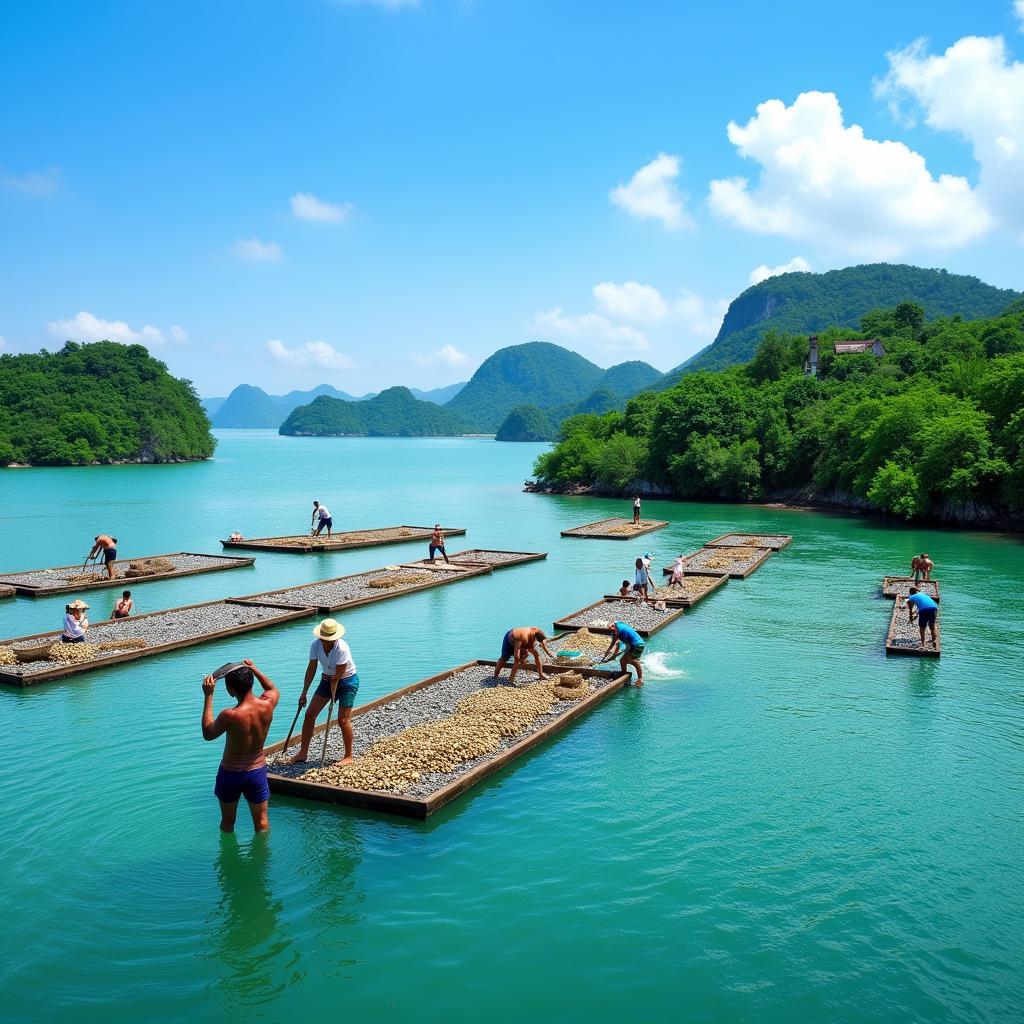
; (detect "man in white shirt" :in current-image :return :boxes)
[287,618,359,764]
[632,496,641,525]
[62,599,90,643]
[311,500,333,538]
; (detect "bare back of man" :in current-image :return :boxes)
[495,626,553,685]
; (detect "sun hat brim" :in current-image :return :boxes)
[313,619,345,640]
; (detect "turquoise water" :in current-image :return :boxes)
[1,431,1022,1023]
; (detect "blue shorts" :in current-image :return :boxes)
[319,517,333,529]
[314,672,359,706]
[624,642,645,660]
[500,630,514,661]
[104,548,117,563]
[214,764,269,805]
[918,608,937,629]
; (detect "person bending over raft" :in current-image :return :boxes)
[112,590,133,618]
[429,524,450,564]
[667,555,686,588]
[202,659,279,834]
[910,552,934,583]
[288,618,360,764]
[904,587,939,650]
[88,534,119,579]
[633,557,653,602]
[600,622,645,686]
[311,500,333,538]
[62,599,89,643]
[494,627,553,685]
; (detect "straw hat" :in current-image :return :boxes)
[67,599,90,611]
[313,618,345,641]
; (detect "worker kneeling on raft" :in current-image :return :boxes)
[201,659,280,834]
[599,621,645,686]
[494,626,553,685]
[289,618,360,764]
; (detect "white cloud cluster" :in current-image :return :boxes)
[234,238,282,262]
[290,192,354,224]
[591,281,727,340]
[748,256,811,285]
[609,153,693,230]
[46,311,185,348]
[708,90,991,256]
[266,339,355,370]
[1,167,60,197]
[410,344,468,368]
[878,32,1024,238]
[531,308,650,352]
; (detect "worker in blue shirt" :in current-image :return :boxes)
[600,621,646,686]
[904,587,939,649]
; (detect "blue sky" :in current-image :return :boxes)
[2,0,1023,396]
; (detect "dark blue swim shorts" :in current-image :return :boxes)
[500,630,514,661]
[314,672,360,707]
[214,764,270,805]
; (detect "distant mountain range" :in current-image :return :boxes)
[206,381,467,428]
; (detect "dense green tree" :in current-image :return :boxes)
[496,405,555,441]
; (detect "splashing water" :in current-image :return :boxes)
[643,651,688,679]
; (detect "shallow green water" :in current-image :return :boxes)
[1,431,1022,1023]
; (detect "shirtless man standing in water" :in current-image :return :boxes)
[202,659,279,833]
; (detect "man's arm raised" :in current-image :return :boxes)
[201,676,230,741]
[244,659,280,709]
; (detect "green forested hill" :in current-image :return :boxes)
[280,387,469,436]
[662,264,1021,383]
[595,360,661,396]
[533,300,1024,524]
[0,341,215,466]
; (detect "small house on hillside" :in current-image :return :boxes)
[804,336,885,375]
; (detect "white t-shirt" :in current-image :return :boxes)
[633,498,641,509]
[309,637,355,678]
[316,505,331,520]
[63,612,87,639]
[634,568,647,586]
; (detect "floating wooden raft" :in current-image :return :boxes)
[265,660,628,819]
[604,572,727,608]
[406,549,547,571]
[229,551,539,615]
[0,600,314,687]
[220,525,467,554]
[882,577,940,602]
[885,597,941,658]
[705,532,793,551]
[552,597,686,638]
[0,585,14,600]
[560,517,669,540]
[664,545,772,580]
[0,552,256,597]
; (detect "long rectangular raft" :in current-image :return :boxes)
[265,660,629,819]
[404,549,548,571]
[665,545,772,579]
[705,532,793,551]
[0,600,314,687]
[0,552,256,597]
[884,576,942,658]
[604,572,727,608]
[560,517,669,540]
[220,525,466,554]
[553,597,686,638]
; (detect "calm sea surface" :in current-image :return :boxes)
[0,431,1021,1023]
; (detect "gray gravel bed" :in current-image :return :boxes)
[888,604,941,652]
[2,601,293,676]
[448,550,537,565]
[883,578,939,600]
[557,599,678,632]
[245,567,463,609]
[0,552,244,588]
[240,527,440,548]
[711,534,790,549]
[564,518,664,537]
[270,665,618,798]
[678,547,767,575]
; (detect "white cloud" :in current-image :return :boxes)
[673,290,729,340]
[168,325,188,344]
[0,335,6,352]
[266,338,355,370]
[410,344,469,368]
[609,153,693,230]
[593,281,669,324]
[749,256,812,285]
[878,33,1024,238]
[531,308,650,352]
[290,192,354,224]
[1,167,60,197]
[47,311,167,347]
[233,238,283,262]
[1016,1,1024,30]
[708,90,992,256]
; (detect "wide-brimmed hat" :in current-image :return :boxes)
[313,618,345,641]
[67,599,90,611]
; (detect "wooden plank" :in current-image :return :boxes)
[266,660,628,819]
[560,517,669,540]
[665,546,772,579]
[885,598,941,658]
[228,562,494,615]
[882,577,940,602]
[0,600,314,687]
[220,526,466,554]
[552,597,687,638]
[0,551,256,597]
[603,572,728,608]
[704,532,793,551]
